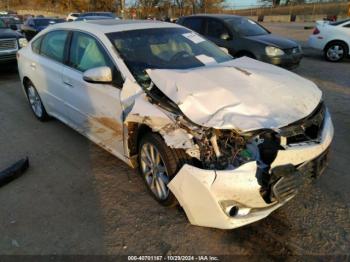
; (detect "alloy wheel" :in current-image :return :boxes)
[27,86,43,118]
[327,45,344,61]
[140,143,170,200]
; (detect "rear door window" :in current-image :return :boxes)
[182,18,204,34]
[40,30,68,63]
[206,18,229,39]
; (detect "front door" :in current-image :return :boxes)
[62,31,125,158]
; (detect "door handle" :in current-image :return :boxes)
[30,62,36,69]
[63,81,73,87]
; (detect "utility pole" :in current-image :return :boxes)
[7,0,10,10]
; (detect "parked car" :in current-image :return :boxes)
[0,18,27,64]
[79,12,116,19]
[178,14,303,69]
[21,17,65,41]
[309,19,350,62]
[75,16,115,22]
[17,20,333,229]
[66,12,80,22]
[0,16,23,33]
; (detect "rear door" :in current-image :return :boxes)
[203,18,235,52]
[28,30,69,117]
[62,31,125,157]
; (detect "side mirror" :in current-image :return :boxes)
[83,66,112,84]
[10,24,17,30]
[220,33,230,41]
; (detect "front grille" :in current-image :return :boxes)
[0,53,16,61]
[268,146,330,203]
[270,164,304,202]
[298,146,330,178]
[280,102,325,144]
[0,39,18,51]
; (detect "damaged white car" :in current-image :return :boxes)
[17,20,334,229]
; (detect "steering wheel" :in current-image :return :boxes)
[170,51,190,62]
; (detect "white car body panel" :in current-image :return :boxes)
[17,20,334,230]
[308,20,350,54]
[147,57,322,132]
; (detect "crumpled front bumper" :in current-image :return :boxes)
[168,110,334,229]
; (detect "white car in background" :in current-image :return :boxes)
[17,20,333,229]
[66,13,80,22]
[309,18,350,62]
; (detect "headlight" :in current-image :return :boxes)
[18,38,28,48]
[265,46,285,57]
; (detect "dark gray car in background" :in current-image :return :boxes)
[178,14,303,69]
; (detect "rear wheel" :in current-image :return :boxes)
[325,41,348,62]
[138,132,188,207]
[25,82,50,121]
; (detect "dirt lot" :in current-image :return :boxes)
[0,23,349,257]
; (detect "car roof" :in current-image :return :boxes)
[32,17,60,20]
[182,14,243,20]
[48,19,181,34]
[77,16,112,20]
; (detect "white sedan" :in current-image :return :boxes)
[17,20,333,229]
[308,19,350,62]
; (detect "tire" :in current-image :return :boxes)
[25,81,50,121]
[324,41,348,62]
[138,132,188,207]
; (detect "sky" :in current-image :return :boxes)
[230,0,260,9]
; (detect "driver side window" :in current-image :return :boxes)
[68,31,124,87]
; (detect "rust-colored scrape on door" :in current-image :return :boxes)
[95,117,123,138]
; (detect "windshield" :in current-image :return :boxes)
[330,19,350,26]
[34,19,58,27]
[107,27,232,86]
[227,18,269,36]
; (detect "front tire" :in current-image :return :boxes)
[325,41,348,62]
[25,82,50,121]
[138,132,188,207]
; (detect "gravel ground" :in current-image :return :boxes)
[0,23,349,257]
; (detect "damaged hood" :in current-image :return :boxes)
[146,57,322,132]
